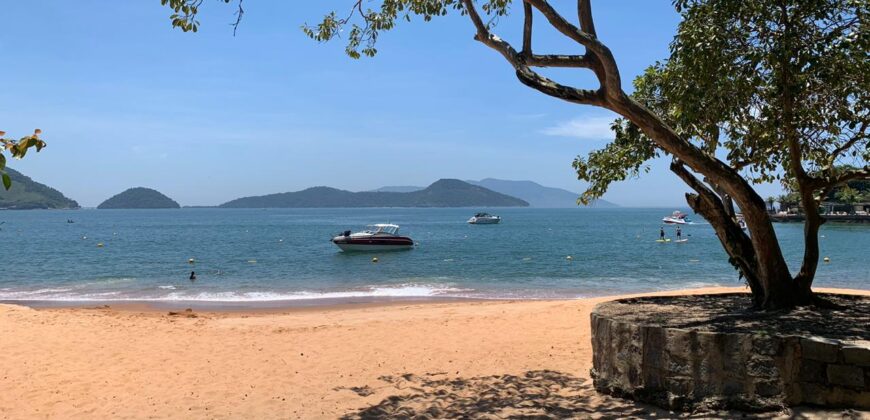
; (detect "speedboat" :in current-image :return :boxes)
[662,210,691,225]
[331,224,414,252]
[467,212,501,224]
[736,214,748,230]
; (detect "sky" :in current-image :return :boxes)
[2,1,783,207]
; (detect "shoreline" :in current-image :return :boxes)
[5,284,870,313]
[2,286,868,418]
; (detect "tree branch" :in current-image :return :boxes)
[577,0,597,37]
[522,2,532,56]
[526,54,594,68]
[670,161,763,306]
[460,0,604,106]
[525,0,621,97]
[830,121,866,158]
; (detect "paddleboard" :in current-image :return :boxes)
[675,239,688,243]
[656,239,671,243]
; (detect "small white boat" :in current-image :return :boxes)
[331,224,414,252]
[736,215,748,230]
[467,212,501,224]
[662,210,691,225]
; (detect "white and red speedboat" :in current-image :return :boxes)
[331,224,414,252]
[662,210,691,225]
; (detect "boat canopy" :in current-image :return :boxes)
[365,224,400,235]
[474,213,492,217]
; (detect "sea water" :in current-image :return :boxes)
[0,208,867,304]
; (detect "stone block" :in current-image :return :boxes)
[798,359,827,383]
[664,328,690,359]
[842,346,870,367]
[722,378,746,396]
[801,337,840,363]
[643,326,667,369]
[665,377,692,395]
[641,366,664,390]
[668,355,692,377]
[752,335,781,356]
[841,390,870,408]
[827,364,865,388]
[754,379,782,397]
[799,382,829,406]
[747,356,777,378]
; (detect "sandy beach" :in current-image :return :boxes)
[2,286,868,419]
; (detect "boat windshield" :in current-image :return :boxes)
[475,213,491,218]
[365,224,399,235]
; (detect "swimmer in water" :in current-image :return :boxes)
[189,271,196,281]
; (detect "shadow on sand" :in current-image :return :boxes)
[338,370,655,419]
[338,370,867,419]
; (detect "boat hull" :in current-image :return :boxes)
[662,218,687,225]
[468,218,500,224]
[331,237,414,252]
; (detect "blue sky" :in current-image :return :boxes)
[2,1,782,207]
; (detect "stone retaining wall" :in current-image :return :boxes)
[591,303,870,411]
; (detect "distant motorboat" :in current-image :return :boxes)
[331,224,414,252]
[662,210,691,225]
[468,213,501,224]
[736,215,748,230]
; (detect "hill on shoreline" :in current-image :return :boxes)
[98,188,180,209]
[220,179,529,208]
[468,178,618,208]
[367,179,618,208]
[0,168,79,210]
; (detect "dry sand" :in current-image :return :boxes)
[1,286,868,419]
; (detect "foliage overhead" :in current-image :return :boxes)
[0,129,47,191]
[574,0,868,203]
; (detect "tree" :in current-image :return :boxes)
[766,197,776,213]
[162,0,869,309]
[0,129,47,190]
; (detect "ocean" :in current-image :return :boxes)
[0,208,867,305]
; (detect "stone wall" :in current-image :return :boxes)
[591,302,870,411]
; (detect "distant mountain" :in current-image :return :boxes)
[0,168,80,210]
[467,178,618,208]
[221,179,529,208]
[368,186,424,193]
[98,187,180,209]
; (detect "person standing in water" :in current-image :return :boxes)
[660,226,665,240]
[676,226,682,240]
[189,271,196,282]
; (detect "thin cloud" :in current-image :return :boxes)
[541,116,615,140]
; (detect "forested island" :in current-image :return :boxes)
[97,187,180,209]
[0,168,79,210]
[220,179,529,208]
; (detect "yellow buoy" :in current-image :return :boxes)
[372,257,379,263]
[96,243,104,248]
[823,257,830,263]
[188,258,195,264]
[566,255,573,261]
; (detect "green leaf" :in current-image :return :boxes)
[2,172,11,190]
[0,153,5,170]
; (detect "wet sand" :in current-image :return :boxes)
[1,286,867,419]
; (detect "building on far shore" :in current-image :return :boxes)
[772,201,870,223]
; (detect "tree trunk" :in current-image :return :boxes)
[610,97,802,309]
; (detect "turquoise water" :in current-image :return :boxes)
[0,208,867,304]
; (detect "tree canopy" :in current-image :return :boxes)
[161,0,868,309]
